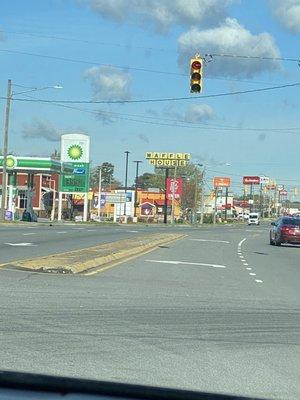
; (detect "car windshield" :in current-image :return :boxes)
[0,2,299,400]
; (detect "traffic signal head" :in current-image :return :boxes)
[190,57,203,93]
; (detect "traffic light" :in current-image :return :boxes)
[190,57,203,93]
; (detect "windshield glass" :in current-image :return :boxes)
[0,2,299,400]
[282,218,300,226]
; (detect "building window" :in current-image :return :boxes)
[19,193,27,209]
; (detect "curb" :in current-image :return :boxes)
[2,233,185,274]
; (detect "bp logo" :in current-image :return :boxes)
[67,144,83,160]
[6,155,17,169]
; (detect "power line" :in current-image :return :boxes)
[0,48,287,86]
[16,92,300,135]
[2,82,300,105]
[208,53,300,63]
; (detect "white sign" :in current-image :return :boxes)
[61,133,90,163]
[260,176,269,184]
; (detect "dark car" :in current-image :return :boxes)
[270,217,300,246]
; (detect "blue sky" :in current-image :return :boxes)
[0,0,300,195]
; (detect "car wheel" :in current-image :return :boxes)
[269,235,275,245]
[275,237,282,246]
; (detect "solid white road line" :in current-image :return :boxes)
[5,242,37,246]
[145,260,226,268]
[189,239,230,243]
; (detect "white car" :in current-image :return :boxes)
[248,213,260,225]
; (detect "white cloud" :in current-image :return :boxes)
[184,104,214,123]
[82,0,236,32]
[269,0,300,33]
[23,119,61,142]
[178,18,281,77]
[84,66,132,100]
[163,103,214,123]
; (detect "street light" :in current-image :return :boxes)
[133,161,142,218]
[0,81,63,220]
[123,151,130,216]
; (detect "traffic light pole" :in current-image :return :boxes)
[164,168,169,224]
[1,79,12,221]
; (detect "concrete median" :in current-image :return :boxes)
[2,233,185,274]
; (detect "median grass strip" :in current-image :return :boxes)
[2,233,185,274]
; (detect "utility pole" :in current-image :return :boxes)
[133,160,142,218]
[97,165,102,221]
[193,168,199,224]
[200,167,205,225]
[213,187,218,224]
[1,79,12,221]
[123,151,130,216]
[224,187,229,221]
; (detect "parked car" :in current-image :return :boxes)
[270,217,300,246]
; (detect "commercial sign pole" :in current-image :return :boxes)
[213,187,218,224]
[164,168,169,224]
[145,152,190,224]
[171,164,177,225]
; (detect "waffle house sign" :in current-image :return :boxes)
[145,152,191,167]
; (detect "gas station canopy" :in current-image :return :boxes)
[0,156,74,174]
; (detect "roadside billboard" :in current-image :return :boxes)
[259,176,270,184]
[243,176,260,185]
[213,177,231,187]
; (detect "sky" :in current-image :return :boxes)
[0,0,300,195]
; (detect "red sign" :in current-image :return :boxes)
[243,176,260,185]
[233,200,249,208]
[213,177,231,187]
[166,177,183,200]
[279,189,288,196]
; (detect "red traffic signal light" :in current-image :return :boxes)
[190,57,203,93]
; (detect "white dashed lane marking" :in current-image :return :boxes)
[145,260,226,268]
[189,239,230,244]
[23,233,36,236]
[237,237,263,284]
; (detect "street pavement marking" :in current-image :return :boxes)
[126,230,139,233]
[72,227,85,230]
[56,231,68,234]
[145,260,226,268]
[237,237,263,283]
[23,233,36,236]
[5,242,37,247]
[238,238,247,247]
[189,239,230,243]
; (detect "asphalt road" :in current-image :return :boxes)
[0,222,189,263]
[0,222,299,399]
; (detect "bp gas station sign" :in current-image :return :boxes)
[59,134,90,193]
